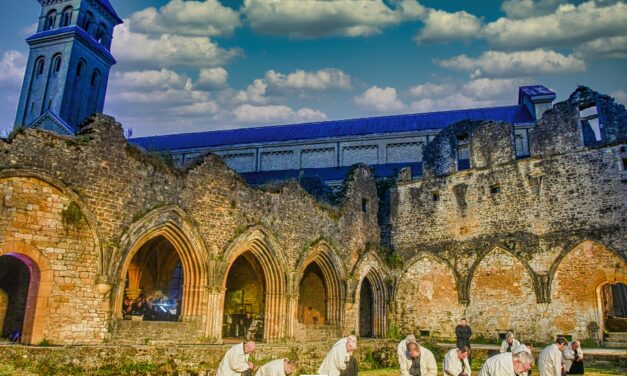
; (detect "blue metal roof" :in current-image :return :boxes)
[131,105,534,152]
[240,162,423,186]
[519,85,556,102]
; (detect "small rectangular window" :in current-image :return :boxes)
[457,134,470,171]
[490,184,501,194]
[432,192,440,202]
[514,129,530,159]
[361,198,369,214]
[622,158,627,171]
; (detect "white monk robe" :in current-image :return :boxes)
[255,359,286,376]
[500,339,521,353]
[443,348,471,376]
[478,352,514,376]
[216,342,250,376]
[397,339,409,366]
[562,344,583,373]
[318,337,351,376]
[538,344,562,376]
[399,345,438,376]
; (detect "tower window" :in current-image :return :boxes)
[44,9,57,30]
[61,6,73,27]
[95,23,107,43]
[35,58,45,75]
[82,11,94,33]
[91,70,100,87]
[53,55,62,73]
[76,60,85,76]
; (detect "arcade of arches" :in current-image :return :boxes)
[0,112,625,345]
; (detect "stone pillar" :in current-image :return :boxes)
[205,286,225,343]
[285,293,298,339]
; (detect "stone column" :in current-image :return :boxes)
[204,286,225,343]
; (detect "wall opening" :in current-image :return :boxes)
[602,282,627,332]
[123,236,183,322]
[457,134,470,171]
[359,278,374,338]
[0,255,32,342]
[298,262,327,325]
[223,252,265,341]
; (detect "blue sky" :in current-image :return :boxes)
[1,0,626,136]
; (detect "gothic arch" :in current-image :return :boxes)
[395,253,463,338]
[0,241,53,345]
[0,170,103,276]
[295,240,346,326]
[115,206,209,320]
[466,247,538,337]
[352,251,388,338]
[549,240,626,337]
[399,252,463,302]
[466,245,538,303]
[220,225,288,341]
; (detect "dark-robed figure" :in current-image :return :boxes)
[455,318,473,364]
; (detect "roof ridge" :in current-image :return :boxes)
[131,104,525,141]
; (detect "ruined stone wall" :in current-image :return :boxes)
[392,88,627,342]
[0,115,383,345]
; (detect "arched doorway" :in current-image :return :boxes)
[601,282,627,332]
[299,263,327,325]
[123,236,183,321]
[359,278,373,337]
[223,252,265,340]
[0,255,31,341]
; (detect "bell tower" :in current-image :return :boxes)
[14,0,122,135]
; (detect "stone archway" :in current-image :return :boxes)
[352,252,388,338]
[115,207,209,322]
[218,226,288,342]
[295,241,345,328]
[0,242,53,345]
[396,254,462,338]
[550,241,626,339]
[466,247,537,339]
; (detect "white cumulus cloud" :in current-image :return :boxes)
[242,0,426,38]
[265,68,352,93]
[500,0,566,19]
[113,23,242,68]
[196,67,229,90]
[0,51,26,89]
[573,36,627,59]
[233,104,326,123]
[129,0,241,37]
[485,1,627,50]
[436,49,586,78]
[354,86,406,113]
[409,78,531,112]
[414,9,482,44]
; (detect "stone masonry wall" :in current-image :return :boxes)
[0,115,382,345]
[391,87,627,342]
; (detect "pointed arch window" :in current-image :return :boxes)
[95,23,107,43]
[76,60,86,77]
[82,11,94,33]
[35,57,45,76]
[52,54,62,73]
[91,69,101,87]
[61,6,73,27]
[44,9,57,30]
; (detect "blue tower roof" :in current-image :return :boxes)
[131,105,535,152]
